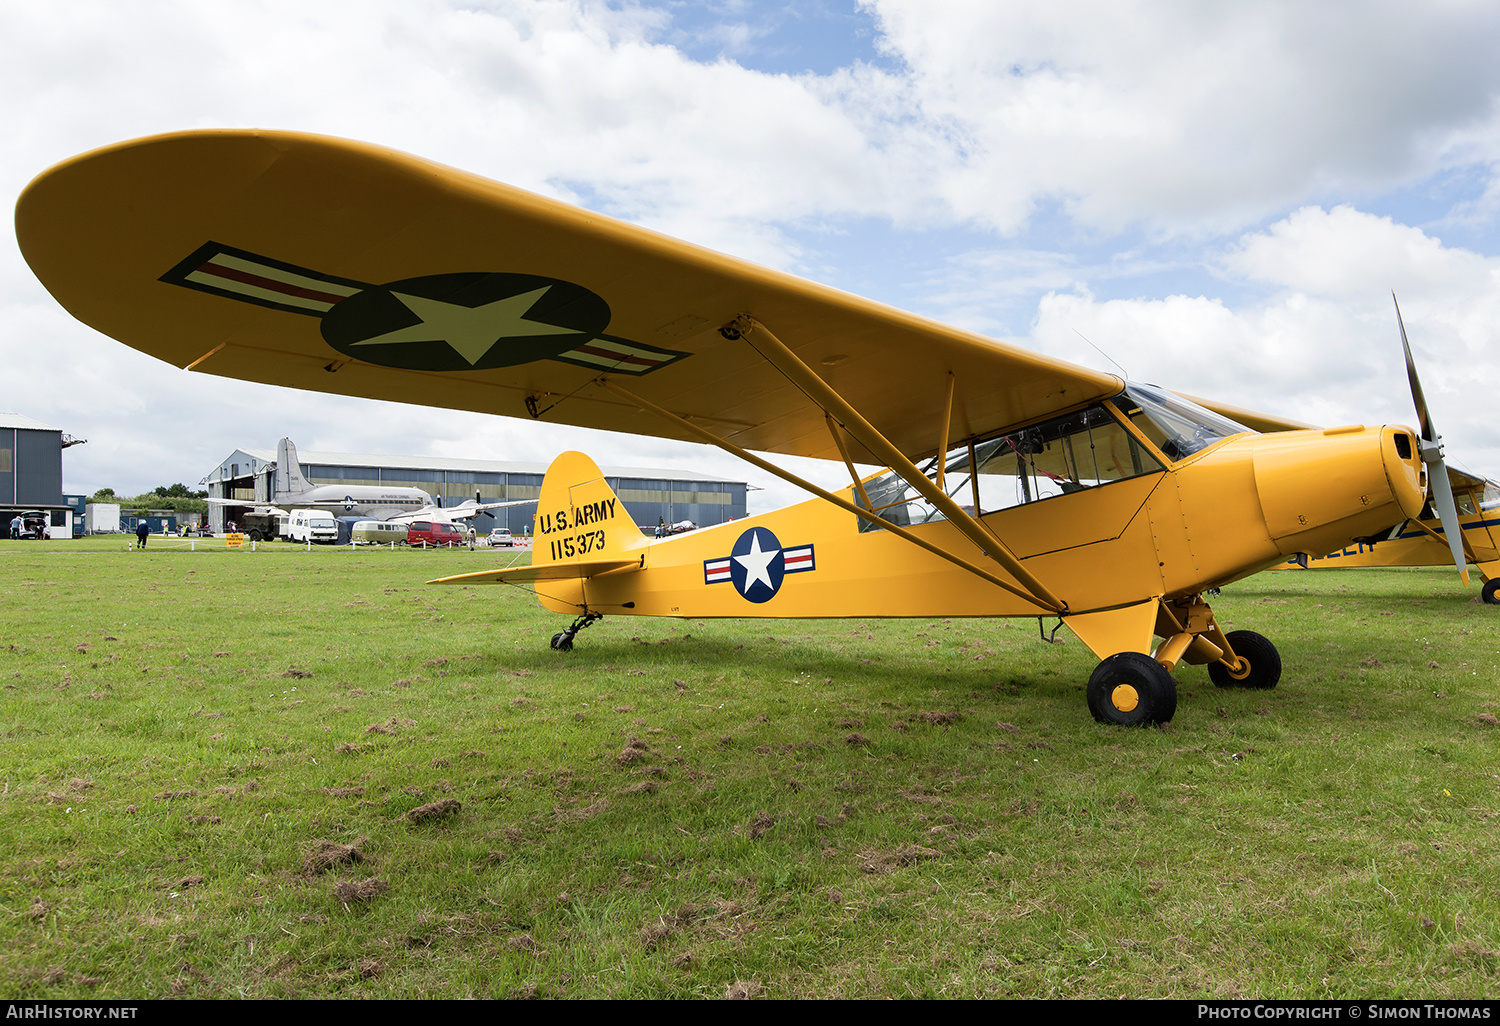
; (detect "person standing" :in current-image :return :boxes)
[135,520,149,549]
[9,514,19,540]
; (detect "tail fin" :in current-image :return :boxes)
[531,451,648,568]
[275,438,312,498]
[429,453,646,591]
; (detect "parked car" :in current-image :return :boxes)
[16,511,49,540]
[407,521,463,547]
[484,528,515,547]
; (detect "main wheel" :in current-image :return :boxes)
[1087,652,1177,726]
[550,632,573,652]
[1483,579,1500,605]
[1208,630,1281,689]
[248,528,264,542]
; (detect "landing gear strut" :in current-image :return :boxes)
[1208,630,1282,690]
[1081,594,1283,726]
[550,611,602,652]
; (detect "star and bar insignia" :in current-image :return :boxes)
[703,526,815,604]
[160,242,690,376]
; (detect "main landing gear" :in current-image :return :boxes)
[549,611,602,652]
[1483,578,1500,606]
[1086,596,1282,727]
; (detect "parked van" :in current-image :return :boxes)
[285,509,338,544]
[351,520,408,545]
[407,521,463,548]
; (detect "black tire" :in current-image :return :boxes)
[1208,630,1281,689]
[1483,579,1500,605]
[550,632,573,652]
[248,528,263,543]
[1087,652,1177,726]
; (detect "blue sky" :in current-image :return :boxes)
[4,0,1500,506]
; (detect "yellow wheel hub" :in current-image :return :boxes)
[1111,684,1140,712]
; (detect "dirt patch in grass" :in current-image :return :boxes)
[365,716,417,735]
[725,980,763,1000]
[860,844,941,874]
[915,710,961,726]
[555,797,608,823]
[406,798,461,824]
[615,737,652,765]
[334,878,388,903]
[302,838,366,876]
[318,786,365,797]
[746,811,775,839]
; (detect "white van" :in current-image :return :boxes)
[285,509,338,544]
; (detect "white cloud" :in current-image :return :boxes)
[863,0,1500,233]
[1022,206,1500,471]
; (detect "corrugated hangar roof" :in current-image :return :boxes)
[237,447,742,484]
[0,412,61,432]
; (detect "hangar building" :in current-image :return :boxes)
[204,444,748,536]
[1,413,81,538]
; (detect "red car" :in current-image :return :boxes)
[406,521,463,548]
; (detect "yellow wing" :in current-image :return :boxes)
[17,130,1121,465]
[1175,392,1316,434]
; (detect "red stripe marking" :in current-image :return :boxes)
[572,344,664,367]
[197,260,349,305]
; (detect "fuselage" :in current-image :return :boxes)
[532,417,1427,621]
[271,485,436,519]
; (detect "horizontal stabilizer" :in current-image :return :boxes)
[429,558,643,586]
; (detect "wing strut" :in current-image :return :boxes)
[721,314,1067,612]
[596,378,1060,612]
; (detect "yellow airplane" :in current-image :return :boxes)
[16,130,1460,726]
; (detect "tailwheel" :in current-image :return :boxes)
[1208,630,1281,689]
[549,611,602,653]
[1087,652,1177,727]
[1482,579,1500,606]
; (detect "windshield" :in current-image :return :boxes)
[1112,382,1252,461]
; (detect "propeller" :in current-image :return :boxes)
[1394,293,1470,585]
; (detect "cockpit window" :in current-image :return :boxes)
[1112,382,1252,461]
[856,402,1164,531]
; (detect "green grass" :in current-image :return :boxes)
[1,537,1498,998]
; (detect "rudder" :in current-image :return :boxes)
[275,438,313,498]
[531,451,648,567]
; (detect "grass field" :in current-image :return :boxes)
[1,536,1497,998]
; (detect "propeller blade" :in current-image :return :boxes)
[1393,293,1470,585]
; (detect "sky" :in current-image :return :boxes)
[5,0,1500,513]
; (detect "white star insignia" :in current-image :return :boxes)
[734,532,780,594]
[350,286,584,365]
